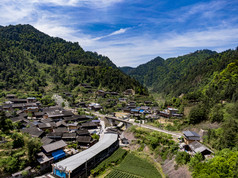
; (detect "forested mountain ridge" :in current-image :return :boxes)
[0,24,147,94]
[120,56,166,87]
[119,66,134,74]
[172,49,238,99]
[120,50,217,93]
[0,24,116,67]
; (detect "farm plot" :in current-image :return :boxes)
[108,153,162,178]
[90,147,127,176]
[105,170,142,178]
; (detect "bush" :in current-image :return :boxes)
[91,134,99,141]
[12,132,24,148]
[209,104,224,122]
[175,151,190,165]
[189,152,203,168]
[188,104,207,124]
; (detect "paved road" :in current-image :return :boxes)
[133,123,182,138]
[92,112,182,138]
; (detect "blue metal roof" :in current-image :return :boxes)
[52,149,65,161]
[139,109,144,113]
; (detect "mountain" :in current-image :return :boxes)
[121,48,238,102]
[120,50,217,93]
[0,24,147,94]
[121,56,166,87]
[118,66,134,74]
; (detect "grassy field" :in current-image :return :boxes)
[106,153,162,178]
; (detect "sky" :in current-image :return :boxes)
[0,0,238,67]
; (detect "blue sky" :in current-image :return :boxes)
[0,0,238,67]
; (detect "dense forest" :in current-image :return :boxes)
[0,24,147,94]
[120,50,218,94]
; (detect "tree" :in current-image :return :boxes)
[175,151,190,165]
[12,132,24,148]
[25,137,41,164]
[189,152,203,168]
[192,149,238,178]
[209,104,224,122]
[0,111,13,133]
[221,118,238,149]
[188,104,207,124]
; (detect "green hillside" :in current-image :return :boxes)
[0,24,147,94]
[120,50,217,94]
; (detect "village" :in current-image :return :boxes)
[0,87,214,178]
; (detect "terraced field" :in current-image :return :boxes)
[106,153,161,178]
[106,170,142,178]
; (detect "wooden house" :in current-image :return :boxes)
[183,131,201,144]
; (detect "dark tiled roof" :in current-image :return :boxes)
[189,141,213,154]
[76,136,92,143]
[76,130,90,136]
[64,117,78,122]
[38,123,52,129]
[54,127,68,133]
[47,132,63,139]
[12,103,25,108]
[81,122,98,128]
[34,112,44,117]
[62,133,77,139]
[9,99,27,103]
[21,127,44,138]
[56,120,67,127]
[41,118,53,123]
[11,117,24,122]
[42,140,67,153]
[41,136,54,146]
[183,131,200,137]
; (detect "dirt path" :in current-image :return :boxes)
[162,157,191,178]
[52,94,69,107]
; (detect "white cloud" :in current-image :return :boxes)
[0,0,35,24]
[31,0,123,7]
[171,0,227,22]
[87,27,238,67]
[93,28,129,40]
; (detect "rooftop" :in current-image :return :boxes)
[42,140,67,153]
[189,141,213,154]
[183,130,200,137]
[53,133,118,172]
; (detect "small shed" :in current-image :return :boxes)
[188,141,213,156]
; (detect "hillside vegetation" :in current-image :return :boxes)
[121,48,238,177]
[0,24,147,94]
[121,50,217,94]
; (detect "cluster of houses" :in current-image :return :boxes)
[159,107,183,118]
[0,94,103,173]
[0,94,40,114]
[181,130,213,158]
[0,91,188,177]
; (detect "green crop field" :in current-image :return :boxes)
[107,153,161,178]
[105,170,142,178]
[90,147,127,176]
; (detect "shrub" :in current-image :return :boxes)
[175,151,190,165]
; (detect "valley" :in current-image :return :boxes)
[0,24,237,178]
